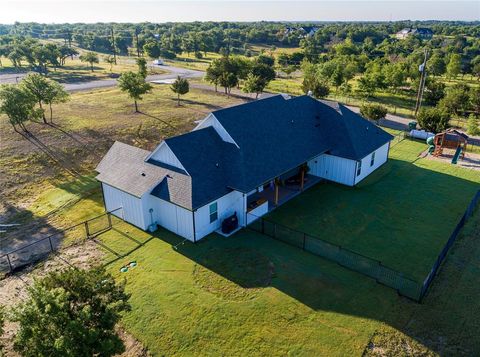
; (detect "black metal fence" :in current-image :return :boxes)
[419,190,480,301]
[0,208,122,275]
[249,189,480,302]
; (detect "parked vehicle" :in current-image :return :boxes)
[152,58,165,65]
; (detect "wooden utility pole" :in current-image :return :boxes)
[414,48,429,118]
[110,27,117,65]
[135,28,141,57]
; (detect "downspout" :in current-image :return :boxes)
[100,182,107,211]
[192,209,197,243]
[353,161,358,186]
[243,193,246,227]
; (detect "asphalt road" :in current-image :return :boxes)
[65,65,204,92]
[0,65,204,91]
[1,65,477,141]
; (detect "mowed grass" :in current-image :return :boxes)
[267,139,480,281]
[101,225,405,357]
[96,202,480,356]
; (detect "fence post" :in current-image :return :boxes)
[48,236,54,252]
[303,233,306,250]
[84,221,90,239]
[6,254,13,273]
[107,213,112,229]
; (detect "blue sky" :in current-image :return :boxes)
[1,1,479,24]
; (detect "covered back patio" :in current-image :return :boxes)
[246,164,323,224]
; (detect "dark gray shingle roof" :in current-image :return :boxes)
[98,95,393,211]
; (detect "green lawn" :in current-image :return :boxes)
[96,202,480,356]
[267,138,480,281]
[12,129,478,355]
[101,225,405,357]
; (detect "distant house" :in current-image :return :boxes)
[96,95,393,242]
[395,27,433,40]
[284,26,319,38]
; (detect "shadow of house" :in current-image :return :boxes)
[142,154,480,355]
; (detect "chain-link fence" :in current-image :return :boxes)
[249,189,480,302]
[0,208,122,276]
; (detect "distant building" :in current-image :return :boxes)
[284,26,320,39]
[395,27,433,40]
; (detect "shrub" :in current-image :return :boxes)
[416,107,450,133]
[12,267,130,357]
[466,114,480,136]
[360,103,388,123]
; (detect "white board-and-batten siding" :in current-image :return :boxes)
[307,142,390,186]
[354,142,389,185]
[147,142,187,172]
[308,154,356,186]
[102,183,148,230]
[143,195,194,241]
[194,190,245,241]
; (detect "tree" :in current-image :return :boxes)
[170,76,189,105]
[143,40,161,59]
[470,86,480,116]
[104,55,116,72]
[79,51,99,72]
[242,73,266,99]
[136,57,147,78]
[472,56,480,81]
[466,114,480,136]
[118,71,152,112]
[357,76,376,98]
[416,107,450,133]
[310,80,330,98]
[250,62,275,85]
[360,103,387,124]
[427,54,446,77]
[256,54,275,67]
[0,84,42,132]
[424,78,446,105]
[439,84,470,116]
[12,267,130,357]
[205,59,223,92]
[446,54,461,80]
[58,45,78,66]
[20,73,51,123]
[44,81,69,122]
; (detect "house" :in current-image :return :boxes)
[395,27,433,40]
[284,26,319,38]
[95,95,393,242]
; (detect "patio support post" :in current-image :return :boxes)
[300,169,305,191]
[274,179,279,206]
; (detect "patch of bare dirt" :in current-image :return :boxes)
[424,148,480,171]
[0,240,148,356]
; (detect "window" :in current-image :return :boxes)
[370,152,376,167]
[357,160,362,176]
[209,202,218,223]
